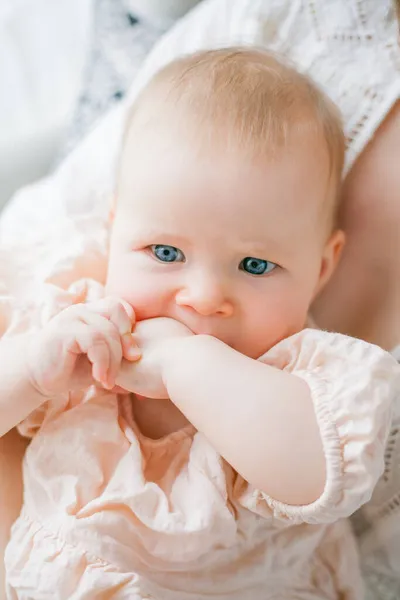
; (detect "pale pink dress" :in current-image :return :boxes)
[2,279,399,600]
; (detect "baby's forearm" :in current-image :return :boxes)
[0,334,46,437]
[164,335,325,505]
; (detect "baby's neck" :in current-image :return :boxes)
[131,395,190,440]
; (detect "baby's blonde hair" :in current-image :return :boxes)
[121,47,345,214]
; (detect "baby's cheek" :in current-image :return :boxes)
[130,302,161,322]
[272,291,309,332]
[255,293,308,351]
[107,282,164,322]
[118,290,161,321]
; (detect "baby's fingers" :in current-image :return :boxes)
[88,298,140,361]
[89,298,135,334]
[108,301,140,361]
[87,340,111,388]
[112,303,141,361]
[110,299,135,335]
[73,313,123,389]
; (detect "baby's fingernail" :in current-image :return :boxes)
[128,346,141,360]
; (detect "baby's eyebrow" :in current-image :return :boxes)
[235,236,281,254]
[124,226,189,246]
[238,242,270,255]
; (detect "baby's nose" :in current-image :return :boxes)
[175,273,233,317]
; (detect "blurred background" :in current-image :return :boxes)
[0,0,201,210]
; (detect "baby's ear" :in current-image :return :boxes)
[315,229,346,297]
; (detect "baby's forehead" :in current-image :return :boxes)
[117,134,332,241]
[117,48,342,228]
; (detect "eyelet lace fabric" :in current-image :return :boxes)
[249,0,400,174]
[355,347,400,600]
[63,0,160,157]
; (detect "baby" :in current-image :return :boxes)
[1,48,399,599]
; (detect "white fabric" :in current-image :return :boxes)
[0,0,94,207]
[359,362,400,578]
[124,0,202,29]
[0,0,399,594]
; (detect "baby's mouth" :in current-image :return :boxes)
[192,328,233,348]
[173,314,235,347]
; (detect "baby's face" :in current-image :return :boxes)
[106,130,340,358]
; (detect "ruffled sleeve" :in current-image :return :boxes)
[234,329,400,525]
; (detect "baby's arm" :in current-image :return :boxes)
[0,333,52,437]
[118,319,398,515]
[162,335,326,505]
[116,319,325,504]
[162,331,398,515]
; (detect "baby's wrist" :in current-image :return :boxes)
[160,335,190,383]
[161,334,216,393]
[24,335,51,399]
[24,331,65,401]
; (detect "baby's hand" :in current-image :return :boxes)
[116,317,193,399]
[27,297,140,397]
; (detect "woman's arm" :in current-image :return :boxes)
[313,102,400,350]
[0,428,28,594]
[163,334,326,505]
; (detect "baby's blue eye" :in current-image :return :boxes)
[151,245,185,263]
[240,257,277,276]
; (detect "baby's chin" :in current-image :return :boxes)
[215,337,274,360]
